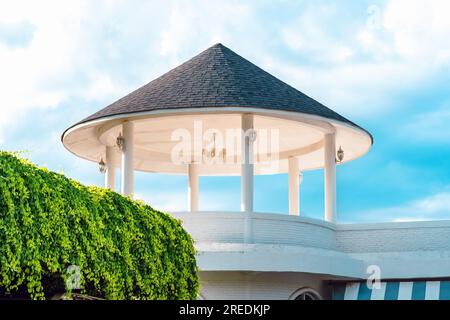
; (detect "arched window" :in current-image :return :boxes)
[290,288,322,300]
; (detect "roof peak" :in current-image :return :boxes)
[200,42,230,56]
[211,42,225,48]
[201,42,238,57]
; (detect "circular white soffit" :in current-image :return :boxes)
[62,107,373,176]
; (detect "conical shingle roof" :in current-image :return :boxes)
[62,43,373,175]
[76,43,366,135]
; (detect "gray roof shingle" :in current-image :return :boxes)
[71,43,371,139]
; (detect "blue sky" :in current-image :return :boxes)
[1,0,449,223]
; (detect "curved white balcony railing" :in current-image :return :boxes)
[171,212,336,250]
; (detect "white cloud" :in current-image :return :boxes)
[281,29,303,52]
[356,0,450,66]
[158,0,254,64]
[0,0,261,142]
[0,0,163,140]
[361,190,450,222]
[259,55,430,117]
[0,1,92,140]
[280,3,356,65]
[384,0,450,63]
[400,103,450,144]
[270,0,450,118]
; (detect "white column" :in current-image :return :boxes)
[121,121,135,197]
[288,156,300,216]
[241,114,254,213]
[324,133,336,223]
[188,163,199,212]
[105,146,116,191]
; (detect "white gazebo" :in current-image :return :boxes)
[62,43,372,223]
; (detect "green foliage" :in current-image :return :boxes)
[0,151,199,300]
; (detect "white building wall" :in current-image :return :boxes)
[199,271,332,300]
[172,212,450,299]
[336,220,450,253]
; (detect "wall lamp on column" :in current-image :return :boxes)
[202,133,227,162]
[336,146,344,163]
[98,158,107,174]
[116,133,125,151]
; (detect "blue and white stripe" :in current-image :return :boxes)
[333,280,450,300]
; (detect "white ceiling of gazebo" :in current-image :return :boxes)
[62,108,372,175]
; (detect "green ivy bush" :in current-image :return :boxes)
[0,151,198,300]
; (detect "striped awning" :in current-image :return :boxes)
[333,281,450,300]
